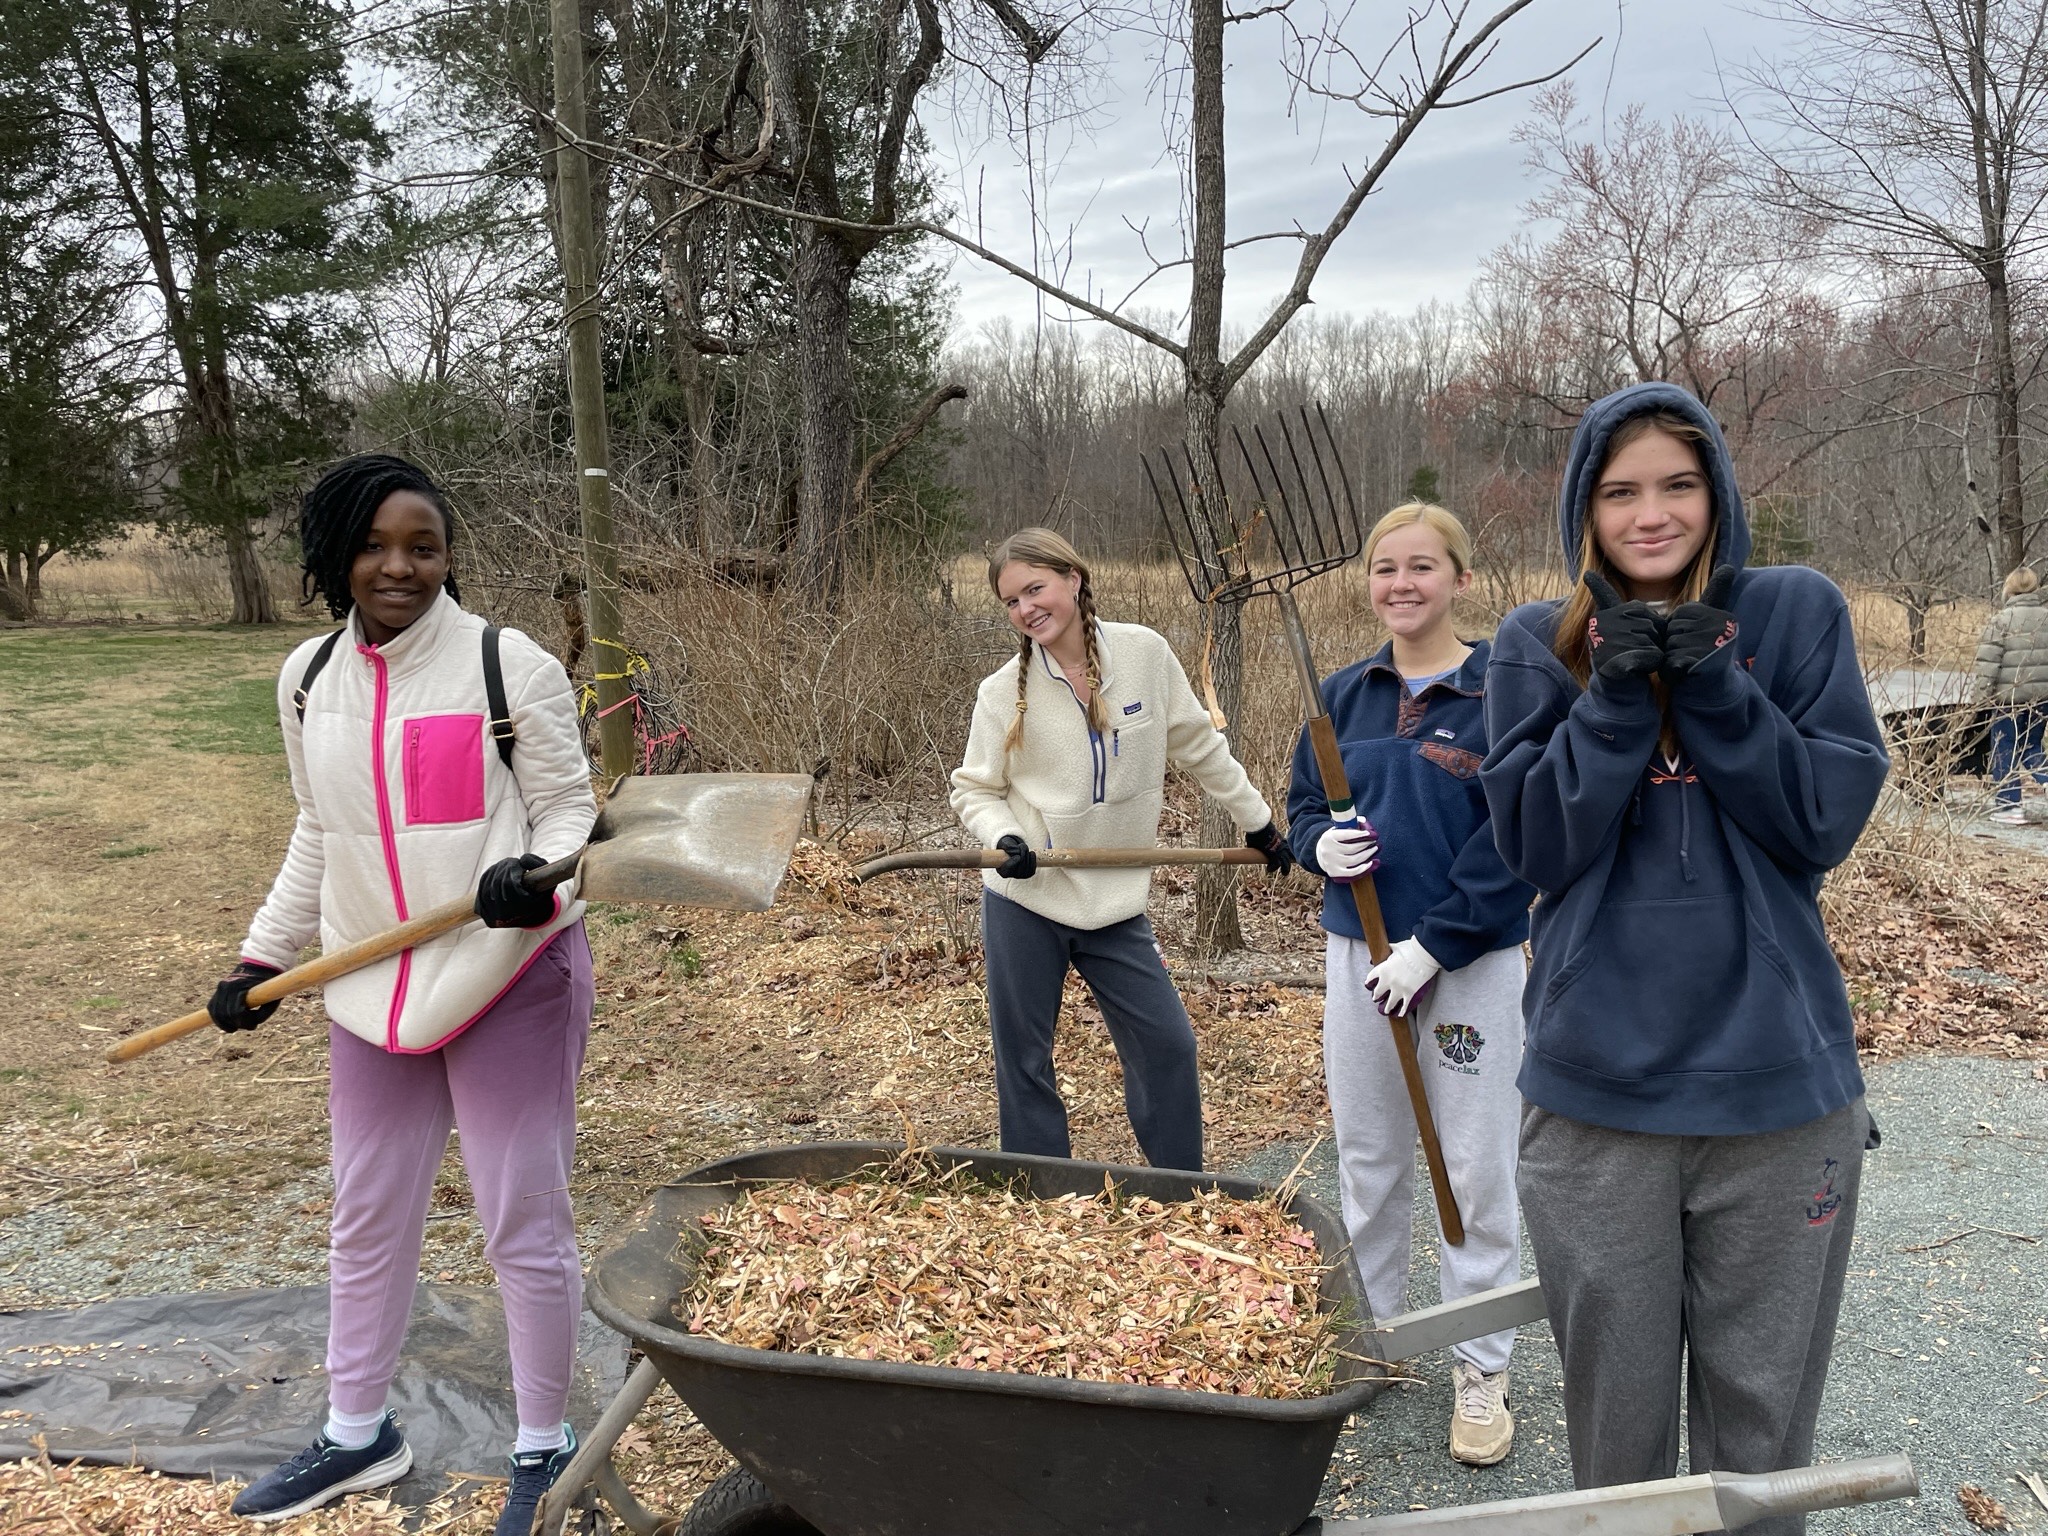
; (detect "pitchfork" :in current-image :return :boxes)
[1142,405,1465,1247]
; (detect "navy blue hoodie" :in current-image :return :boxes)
[1288,640,1532,969]
[1480,382,1890,1136]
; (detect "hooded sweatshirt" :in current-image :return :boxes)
[1480,382,1890,1136]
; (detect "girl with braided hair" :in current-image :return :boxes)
[204,454,597,1532]
[950,527,1291,1172]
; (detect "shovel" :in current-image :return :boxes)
[107,773,815,1064]
[854,846,1270,882]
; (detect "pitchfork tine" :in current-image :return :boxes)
[1275,411,1329,570]
[1142,452,1202,603]
[1284,408,1338,568]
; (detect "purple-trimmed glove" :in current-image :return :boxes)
[1315,818,1380,883]
[1366,937,1441,1017]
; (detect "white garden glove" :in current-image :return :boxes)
[1366,936,1442,1017]
[1314,818,1381,882]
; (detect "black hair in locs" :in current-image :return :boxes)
[299,453,461,619]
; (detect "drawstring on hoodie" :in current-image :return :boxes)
[1678,774,1696,883]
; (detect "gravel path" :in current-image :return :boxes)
[1236,1054,2048,1532]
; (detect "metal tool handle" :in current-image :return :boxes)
[106,852,581,1064]
[854,847,1268,881]
[1712,1455,1919,1528]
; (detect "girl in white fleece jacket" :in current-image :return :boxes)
[206,456,596,1533]
[949,527,1291,1172]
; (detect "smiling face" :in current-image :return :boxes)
[1369,521,1469,644]
[996,560,1085,662]
[1591,427,1714,602]
[348,490,450,644]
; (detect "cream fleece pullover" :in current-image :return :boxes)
[241,592,597,1052]
[949,620,1273,930]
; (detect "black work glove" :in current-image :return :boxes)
[477,853,555,929]
[209,961,283,1033]
[1661,565,1740,682]
[1245,821,1295,875]
[1581,570,1667,684]
[994,834,1038,880]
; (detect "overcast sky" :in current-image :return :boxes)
[931,0,1803,337]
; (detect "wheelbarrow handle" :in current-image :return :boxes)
[1308,1454,1918,1533]
[106,852,582,1064]
[853,847,1269,881]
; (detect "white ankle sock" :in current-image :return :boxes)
[323,1404,385,1449]
[514,1421,568,1456]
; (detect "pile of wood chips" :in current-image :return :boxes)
[0,1445,503,1534]
[678,1156,1342,1399]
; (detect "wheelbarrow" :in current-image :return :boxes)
[570,1142,1918,1536]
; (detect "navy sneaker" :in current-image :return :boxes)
[230,1411,412,1521]
[494,1423,578,1536]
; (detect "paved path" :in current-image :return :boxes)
[1235,1055,2048,1532]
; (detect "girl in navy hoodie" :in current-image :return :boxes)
[1288,502,1533,1468]
[1481,383,1888,1529]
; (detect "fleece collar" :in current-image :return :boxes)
[1035,620,1117,691]
[1359,639,1487,696]
[348,587,463,681]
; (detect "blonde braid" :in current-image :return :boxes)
[1003,633,1033,753]
[1076,587,1109,735]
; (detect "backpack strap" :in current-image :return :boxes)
[482,624,515,768]
[293,629,346,724]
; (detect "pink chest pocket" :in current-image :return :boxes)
[403,713,487,825]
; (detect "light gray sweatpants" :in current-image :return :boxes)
[1518,1099,1867,1536]
[1324,936,1526,1372]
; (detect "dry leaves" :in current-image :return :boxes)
[680,1154,1342,1399]
[1959,1482,2013,1531]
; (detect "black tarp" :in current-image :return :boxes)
[0,1285,628,1489]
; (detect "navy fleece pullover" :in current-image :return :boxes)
[1288,640,1532,971]
[1480,382,1890,1137]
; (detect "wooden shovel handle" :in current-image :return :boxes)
[1308,714,1465,1247]
[107,852,581,1065]
[855,847,1269,881]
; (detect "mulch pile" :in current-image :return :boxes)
[680,1153,1342,1398]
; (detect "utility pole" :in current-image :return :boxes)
[548,0,633,777]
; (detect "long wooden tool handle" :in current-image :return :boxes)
[107,852,581,1065]
[855,847,1268,881]
[1308,714,1466,1247]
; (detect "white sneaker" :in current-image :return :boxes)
[1449,1358,1513,1466]
[1990,809,2028,826]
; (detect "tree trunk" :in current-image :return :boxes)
[1983,257,2027,571]
[1,547,30,620]
[223,514,273,624]
[1185,0,1246,956]
[790,228,858,602]
[1904,586,1930,663]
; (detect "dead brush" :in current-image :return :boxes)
[677,1150,1344,1399]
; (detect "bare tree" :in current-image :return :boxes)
[1733,0,2048,571]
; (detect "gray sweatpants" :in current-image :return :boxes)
[981,890,1204,1172]
[1325,937,1526,1372]
[1518,1099,1867,1536]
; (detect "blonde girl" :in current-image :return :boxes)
[1285,502,1533,1467]
[949,528,1291,1171]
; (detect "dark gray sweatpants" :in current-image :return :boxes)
[1518,1099,1867,1536]
[981,889,1203,1172]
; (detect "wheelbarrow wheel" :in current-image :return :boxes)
[677,1466,823,1536]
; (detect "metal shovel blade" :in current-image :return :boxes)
[579,772,815,911]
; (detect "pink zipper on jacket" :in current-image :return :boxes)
[360,643,413,1049]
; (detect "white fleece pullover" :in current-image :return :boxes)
[949,620,1273,930]
[241,592,597,1052]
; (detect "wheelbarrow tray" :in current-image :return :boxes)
[588,1141,1385,1536]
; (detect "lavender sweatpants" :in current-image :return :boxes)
[325,924,593,1429]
